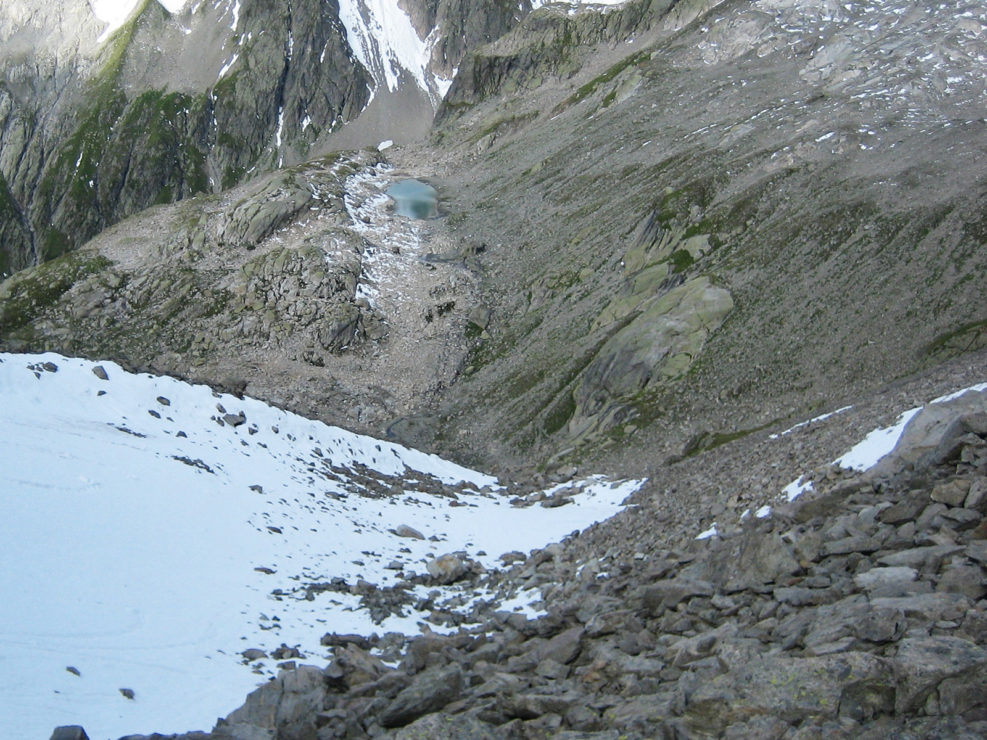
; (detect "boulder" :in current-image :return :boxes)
[639,578,715,615]
[219,665,328,737]
[389,712,502,739]
[853,566,921,597]
[893,636,987,714]
[868,392,987,478]
[427,553,470,584]
[394,524,425,539]
[49,729,89,740]
[379,665,464,728]
[684,651,892,734]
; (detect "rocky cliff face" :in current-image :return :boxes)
[422,0,987,468]
[0,0,374,273]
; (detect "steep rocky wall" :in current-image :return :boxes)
[0,0,373,273]
[437,0,675,119]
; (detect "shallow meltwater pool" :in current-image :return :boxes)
[386,178,438,219]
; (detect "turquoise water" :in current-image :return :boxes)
[386,179,439,219]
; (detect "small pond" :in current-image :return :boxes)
[386,179,439,219]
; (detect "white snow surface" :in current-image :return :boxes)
[337,0,450,103]
[781,381,987,503]
[0,352,642,739]
[91,0,189,38]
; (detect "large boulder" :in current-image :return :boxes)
[379,665,464,728]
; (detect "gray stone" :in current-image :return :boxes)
[855,607,907,644]
[932,479,972,507]
[725,532,801,590]
[894,636,987,713]
[326,644,390,689]
[394,524,425,539]
[869,396,987,478]
[774,586,827,606]
[640,578,715,614]
[853,566,920,597]
[878,494,927,525]
[939,507,983,530]
[871,592,972,622]
[877,545,964,570]
[49,728,89,740]
[91,366,108,381]
[964,478,987,511]
[389,713,502,739]
[426,553,470,584]
[505,692,575,720]
[936,564,987,600]
[379,665,463,728]
[221,664,327,735]
[533,626,584,665]
[822,535,882,556]
[223,411,247,427]
[964,541,987,564]
[684,651,891,734]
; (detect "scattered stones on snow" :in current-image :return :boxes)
[85,396,987,739]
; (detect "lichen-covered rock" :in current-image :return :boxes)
[568,276,732,441]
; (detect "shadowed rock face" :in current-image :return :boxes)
[0,0,373,273]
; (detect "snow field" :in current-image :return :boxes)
[0,353,641,739]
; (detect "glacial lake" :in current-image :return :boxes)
[387,179,438,219]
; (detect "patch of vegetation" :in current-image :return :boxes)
[0,177,25,274]
[681,420,777,458]
[31,7,145,259]
[542,391,576,435]
[669,249,695,273]
[556,50,650,112]
[473,111,539,143]
[39,230,72,262]
[0,253,111,338]
[923,319,987,363]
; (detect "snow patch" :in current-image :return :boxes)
[769,405,854,439]
[338,0,442,102]
[91,0,189,40]
[779,380,987,506]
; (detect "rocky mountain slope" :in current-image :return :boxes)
[0,0,533,275]
[3,0,985,473]
[2,0,986,736]
[97,381,987,739]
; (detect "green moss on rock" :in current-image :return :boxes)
[0,253,111,338]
